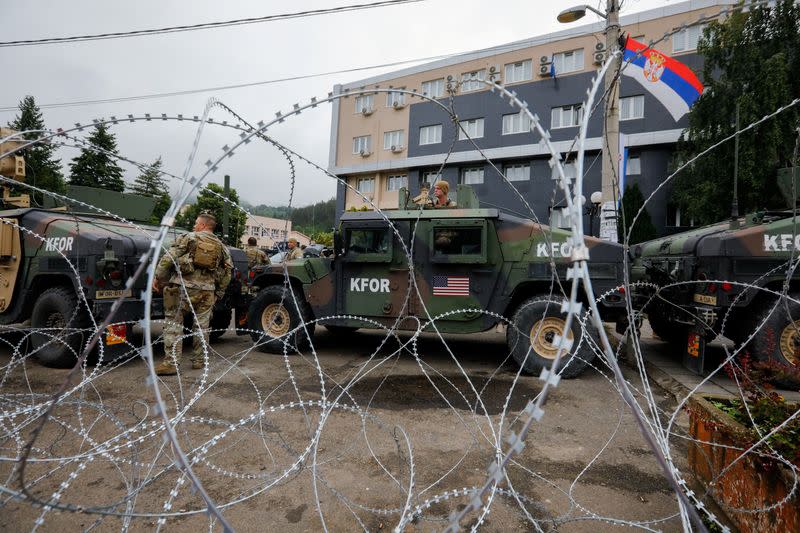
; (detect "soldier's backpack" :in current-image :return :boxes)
[193,235,220,270]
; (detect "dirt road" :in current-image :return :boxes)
[0,327,694,532]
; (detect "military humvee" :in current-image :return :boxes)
[246,186,627,378]
[631,167,800,375]
[0,207,248,368]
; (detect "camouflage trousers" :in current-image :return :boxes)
[161,285,215,366]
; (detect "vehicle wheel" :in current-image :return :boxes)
[324,325,360,336]
[209,308,232,342]
[248,285,314,353]
[747,295,800,386]
[506,296,594,379]
[30,286,90,368]
[647,312,689,347]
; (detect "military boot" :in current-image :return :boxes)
[155,362,178,376]
[191,360,204,370]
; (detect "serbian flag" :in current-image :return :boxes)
[622,37,703,121]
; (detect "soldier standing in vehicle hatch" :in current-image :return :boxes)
[245,236,269,268]
[152,211,233,375]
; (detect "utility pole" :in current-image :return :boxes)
[730,102,740,229]
[600,0,621,243]
[557,0,621,242]
[223,174,230,245]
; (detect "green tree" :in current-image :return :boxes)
[7,95,66,204]
[671,0,800,225]
[69,122,125,192]
[176,182,247,246]
[618,183,658,244]
[130,157,171,224]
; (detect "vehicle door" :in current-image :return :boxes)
[413,218,500,323]
[336,220,411,322]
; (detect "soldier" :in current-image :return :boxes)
[285,237,303,261]
[245,236,268,268]
[433,180,457,208]
[153,211,233,375]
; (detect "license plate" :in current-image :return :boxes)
[95,289,132,299]
[692,293,717,305]
[106,324,127,345]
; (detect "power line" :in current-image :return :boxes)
[0,0,423,48]
[0,53,454,112]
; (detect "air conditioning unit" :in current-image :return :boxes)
[361,107,373,116]
[488,65,501,82]
[595,42,605,52]
[359,149,371,157]
[392,100,406,110]
[593,51,606,65]
[538,64,551,77]
[540,55,549,64]
[390,145,404,153]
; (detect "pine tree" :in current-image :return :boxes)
[130,157,167,196]
[618,183,658,244]
[7,95,66,204]
[69,122,125,192]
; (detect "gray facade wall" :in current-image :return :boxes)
[336,52,704,237]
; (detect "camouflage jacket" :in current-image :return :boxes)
[156,231,233,295]
[285,246,303,261]
[245,245,268,268]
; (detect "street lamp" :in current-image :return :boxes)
[558,1,621,243]
[586,191,603,237]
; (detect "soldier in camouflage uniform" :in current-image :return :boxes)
[153,212,233,375]
[285,237,303,261]
[245,236,268,268]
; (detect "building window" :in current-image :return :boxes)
[502,112,532,135]
[383,130,404,150]
[461,167,484,185]
[354,94,374,114]
[356,177,375,194]
[504,163,530,182]
[420,124,442,145]
[551,104,583,129]
[673,24,705,53]
[458,118,484,140]
[552,49,584,74]
[386,174,408,191]
[352,135,371,154]
[504,60,532,83]
[421,78,445,98]
[461,69,486,92]
[620,95,645,120]
[421,170,442,186]
[386,90,406,107]
[626,154,641,175]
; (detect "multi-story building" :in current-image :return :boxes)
[241,214,291,248]
[329,0,734,236]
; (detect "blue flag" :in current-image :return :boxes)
[550,55,556,79]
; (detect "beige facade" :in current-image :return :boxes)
[288,230,311,247]
[241,214,291,248]
[331,0,732,211]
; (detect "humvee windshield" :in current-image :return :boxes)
[347,228,390,255]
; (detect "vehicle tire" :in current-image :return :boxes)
[30,286,90,368]
[746,295,800,387]
[324,325,360,336]
[647,312,689,347]
[248,285,314,353]
[209,308,232,342]
[506,296,595,379]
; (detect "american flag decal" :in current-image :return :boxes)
[433,275,469,296]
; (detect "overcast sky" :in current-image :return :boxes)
[2,0,671,207]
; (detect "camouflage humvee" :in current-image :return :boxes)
[0,207,249,368]
[246,186,627,378]
[631,167,800,375]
